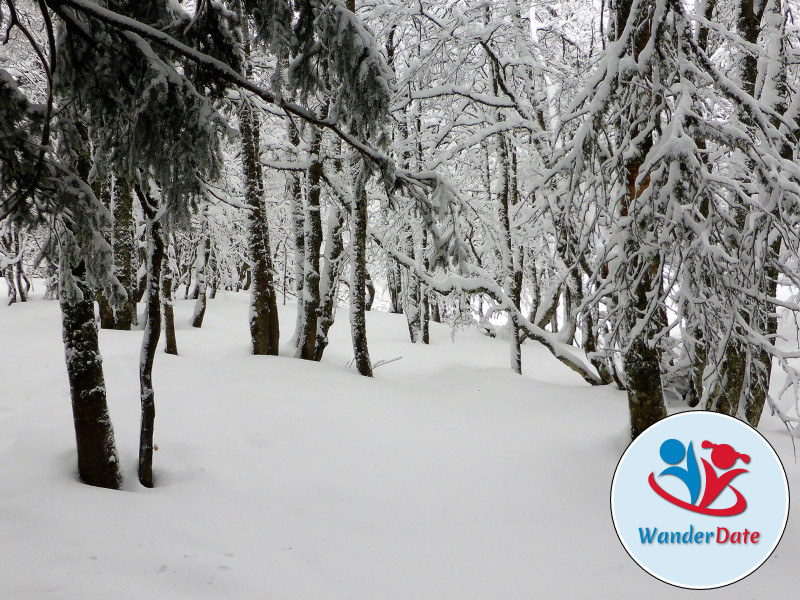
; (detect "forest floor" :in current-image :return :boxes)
[0,282,798,598]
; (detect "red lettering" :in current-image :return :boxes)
[716,527,729,543]
[715,527,760,543]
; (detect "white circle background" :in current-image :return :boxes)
[611,412,789,589]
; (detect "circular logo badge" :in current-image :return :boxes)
[611,412,789,589]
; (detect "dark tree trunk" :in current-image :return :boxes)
[97,293,114,328]
[296,119,325,359]
[241,111,280,353]
[420,240,430,344]
[12,230,27,302]
[430,297,441,323]
[495,133,521,374]
[60,260,122,489]
[622,161,666,438]
[208,245,218,300]
[241,32,280,355]
[238,261,251,292]
[44,260,59,300]
[4,266,17,304]
[162,244,178,355]
[625,321,667,438]
[112,177,136,330]
[622,179,666,437]
[365,270,375,311]
[289,168,305,336]
[351,169,373,377]
[92,176,114,327]
[59,121,121,489]
[386,255,403,313]
[615,0,666,438]
[134,254,147,306]
[192,288,207,328]
[134,186,165,488]
[403,228,423,343]
[191,212,211,329]
[2,229,23,305]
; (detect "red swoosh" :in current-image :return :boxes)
[648,472,747,516]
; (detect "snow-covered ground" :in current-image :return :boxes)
[0,282,796,599]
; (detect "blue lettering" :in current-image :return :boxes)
[681,525,694,543]
[639,528,658,543]
[636,526,724,544]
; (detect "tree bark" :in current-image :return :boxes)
[111,177,136,329]
[296,118,325,359]
[744,0,790,426]
[240,34,280,355]
[365,270,375,311]
[403,226,423,343]
[495,133,521,374]
[60,259,122,489]
[350,168,373,377]
[616,0,666,438]
[430,297,441,323]
[386,255,403,313]
[207,245,218,300]
[134,185,165,488]
[314,202,346,361]
[12,230,28,302]
[162,242,178,355]
[191,209,210,329]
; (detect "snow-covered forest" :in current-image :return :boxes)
[1,0,800,596]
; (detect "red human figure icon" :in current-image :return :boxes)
[698,441,750,511]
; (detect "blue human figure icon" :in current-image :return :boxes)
[658,439,701,505]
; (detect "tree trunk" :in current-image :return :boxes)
[44,260,59,300]
[191,286,207,328]
[403,226,423,343]
[191,210,210,329]
[296,118,325,360]
[2,229,22,305]
[420,234,430,344]
[350,168,373,377]
[624,319,667,438]
[743,0,789,426]
[495,133,521,374]
[430,297,441,323]
[12,230,27,302]
[622,160,667,437]
[59,259,122,489]
[4,265,17,304]
[92,176,114,327]
[208,245,218,300]
[162,242,178,355]
[386,255,403,313]
[314,202,346,361]
[135,185,165,488]
[240,33,280,355]
[111,177,136,330]
[616,0,666,438]
[365,270,375,311]
[582,304,614,385]
[58,120,122,489]
[285,103,307,341]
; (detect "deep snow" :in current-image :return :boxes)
[0,282,797,599]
